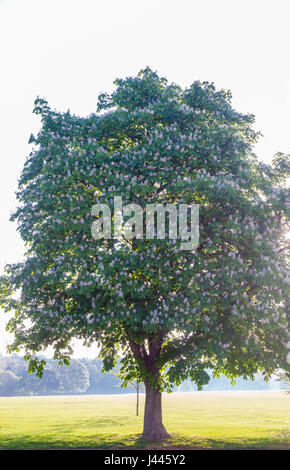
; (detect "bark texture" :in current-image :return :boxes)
[142,378,170,440]
[129,333,170,440]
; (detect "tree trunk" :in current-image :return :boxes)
[128,334,169,440]
[142,379,170,440]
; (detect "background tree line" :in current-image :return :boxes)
[0,354,287,396]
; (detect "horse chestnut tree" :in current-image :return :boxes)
[0,68,289,440]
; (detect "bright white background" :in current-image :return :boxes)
[0,0,289,357]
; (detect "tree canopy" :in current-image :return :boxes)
[0,68,289,439]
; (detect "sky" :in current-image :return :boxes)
[0,0,289,357]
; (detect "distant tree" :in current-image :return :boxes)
[0,369,19,396]
[81,359,113,394]
[15,369,60,396]
[52,359,89,394]
[15,373,40,396]
[114,368,144,415]
[11,360,88,396]
[131,379,144,416]
[83,362,102,393]
[0,68,289,440]
[0,354,27,377]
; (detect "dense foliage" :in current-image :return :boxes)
[0,68,289,398]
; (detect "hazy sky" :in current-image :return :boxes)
[0,0,289,357]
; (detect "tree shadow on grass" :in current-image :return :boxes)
[1,432,289,450]
[98,433,290,451]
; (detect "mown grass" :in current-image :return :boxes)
[0,391,289,449]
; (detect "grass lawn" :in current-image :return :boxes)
[0,390,289,449]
